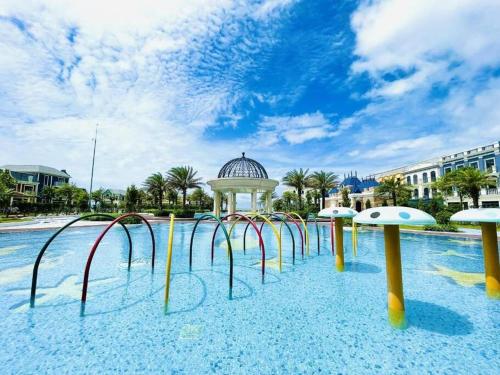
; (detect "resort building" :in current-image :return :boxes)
[325,141,500,210]
[102,189,126,208]
[0,165,71,204]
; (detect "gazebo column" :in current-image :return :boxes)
[251,190,257,212]
[213,191,221,217]
[265,191,273,213]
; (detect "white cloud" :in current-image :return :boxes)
[0,0,297,189]
[254,112,335,146]
[351,0,500,96]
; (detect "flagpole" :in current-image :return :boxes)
[89,124,98,211]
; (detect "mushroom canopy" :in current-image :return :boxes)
[354,207,436,226]
[318,207,358,218]
[450,208,500,223]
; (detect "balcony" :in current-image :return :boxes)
[485,188,499,195]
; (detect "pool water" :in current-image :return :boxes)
[0,222,499,374]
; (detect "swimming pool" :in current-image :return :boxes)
[0,222,499,374]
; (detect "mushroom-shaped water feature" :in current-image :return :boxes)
[450,208,500,299]
[318,207,358,272]
[354,206,436,328]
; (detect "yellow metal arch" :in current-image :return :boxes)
[228,214,282,272]
[289,212,310,256]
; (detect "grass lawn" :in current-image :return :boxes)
[0,217,32,224]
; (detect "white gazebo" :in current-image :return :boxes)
[207,153,279,217]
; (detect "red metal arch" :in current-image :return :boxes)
[211,213,266,283]
[81,213,155,307]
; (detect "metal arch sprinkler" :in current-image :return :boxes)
[189,213,234,300]
[80,213,156,315]
[211,213,266,283]
[318,207,358,272]
[164,214,176,313]
[273,212,305,259]
[355,207,436,329]
[451,209,500,299]
[305,213,321,255]
[258,213,296,266]
[239,213,282,272]
[30,213,133,308]
[288,212,310,257]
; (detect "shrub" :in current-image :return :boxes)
[80,213,142,224]
[172,208,196,218]
[435,210,453,224]
[153,209,172,217]
[423,224,459,232]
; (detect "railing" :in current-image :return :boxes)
[485,188,499,195]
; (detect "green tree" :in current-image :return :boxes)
[365,199,372,209]
[167,166,203,208]
[341,187,350,207]
[143,172,168,210]
[42,186,56,203]
[282,168,311,209]
[310,171,338,209]
[189,188,209,209]
[91,188,105,211]
[56,183,78,209]
[0,169,16,214]
[282,191,299,211]
[125,185,140,212]
[375,176,411,206]
[455,167,497,208]
[74,189,89,212]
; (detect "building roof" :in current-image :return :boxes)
[218,152,268,179]
[0,165,71,178]
[328,173,379,195]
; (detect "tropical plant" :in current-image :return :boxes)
[341,187,350,207]
[91,188,105,211]
[143,172,168,210]
[375,176,411,206]
[0,169,16,214]
[56,183,78,208]
[125,185,140,212]
[167,166,203,208]
[310,171,338,208]
[454,167,497,208]
[41,186,56,203]
[282,191,299,211]
[189,188,210,209]
[282,168,311,209]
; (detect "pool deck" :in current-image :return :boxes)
[0,215,497,239]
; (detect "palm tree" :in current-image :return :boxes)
[143,172,167,210]
[455,167,496,208]
[375,176,411,206]
[91,188,104,211]
[310,171,339,208]
[167,166,203,208]
[282,168,311,209]
[189,188,207,209]
[432,171,466,207]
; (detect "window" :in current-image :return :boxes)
[406,176,411,185]
[456,163,464,169]
[413,174,418,184]
[444,167,452,174]
[485,158,495,172]
[413,189,419,199]
[423,188,429,199]
[469,161,479,169]
[422,173,428,183]
[44,175,49,185]
[430,171,436,182]
[482,201,499,208]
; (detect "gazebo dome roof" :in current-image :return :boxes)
[218,153,268,179]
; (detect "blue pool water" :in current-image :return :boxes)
[0,222,499,374]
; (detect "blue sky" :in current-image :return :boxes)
[1,0,500,192]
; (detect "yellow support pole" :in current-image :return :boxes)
[384,225,406,329]
[480,222,500,299]
[335,218,344,272]
[164,214,175,313]
[352,221,357,257]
